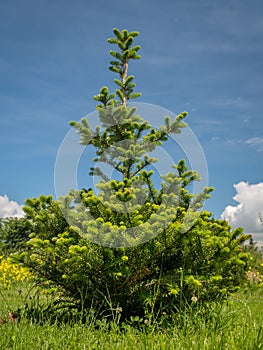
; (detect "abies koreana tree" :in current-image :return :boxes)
[15,28,251,323]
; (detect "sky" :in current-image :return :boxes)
[0,0,263,242]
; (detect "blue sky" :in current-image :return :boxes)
[0,0,263,240]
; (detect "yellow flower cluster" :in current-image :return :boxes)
[0,255,31,288]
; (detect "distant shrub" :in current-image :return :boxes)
[0,217,31,255]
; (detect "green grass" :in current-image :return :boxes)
[0,286,262,349]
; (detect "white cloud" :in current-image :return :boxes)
[221,182,263,242]
[0,195,24,218]
[245,137,263,145]
[245,137,263,152]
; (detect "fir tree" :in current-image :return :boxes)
[14,28,251,323]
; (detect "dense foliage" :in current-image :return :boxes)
[0,217,31,255]
[11,28,252,323]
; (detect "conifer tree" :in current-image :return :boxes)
[14,28,251,323]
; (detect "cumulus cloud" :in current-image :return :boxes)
[0,195,24,218]
[221,182,263,242]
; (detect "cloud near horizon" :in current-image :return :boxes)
[221,182,263,241]
[0,195,24,218]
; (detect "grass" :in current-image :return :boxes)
[0,285,262,349]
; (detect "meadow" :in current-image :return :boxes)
[0,284,262,350]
